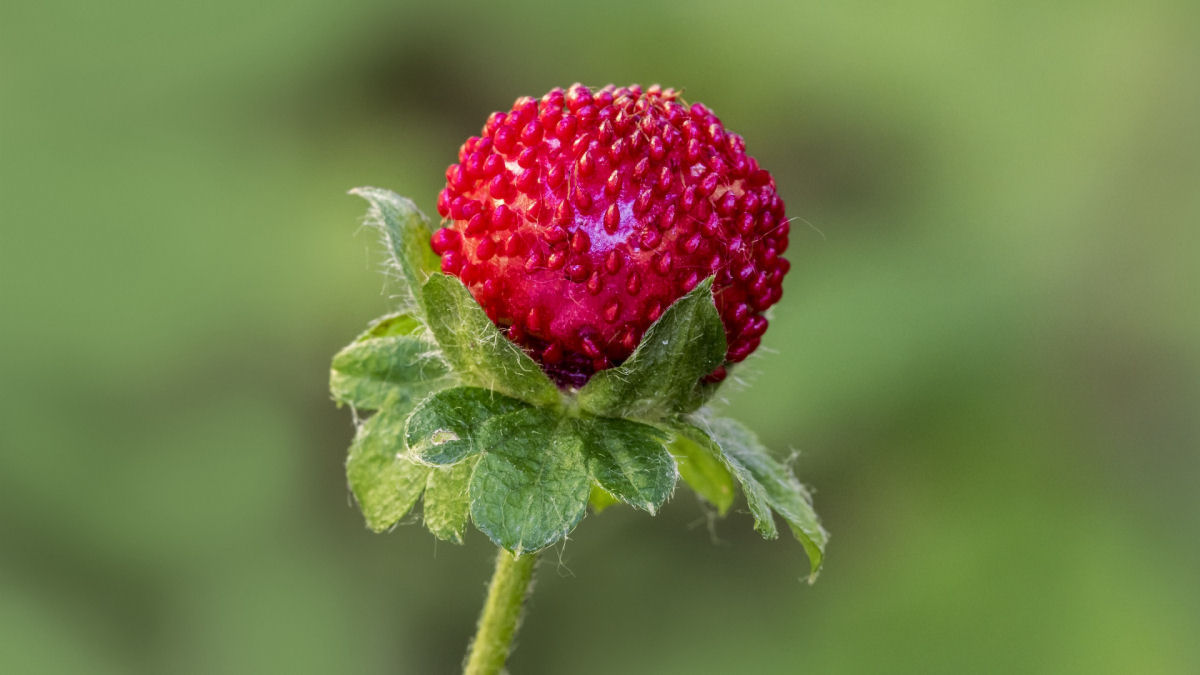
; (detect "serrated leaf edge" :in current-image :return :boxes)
[349,186,440,318]
[468,409,591,556]
[673,417,827,581]
[575,416,678,515]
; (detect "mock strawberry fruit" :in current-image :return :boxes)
[432,84,790,386]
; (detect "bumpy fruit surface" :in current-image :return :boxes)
[433,84,790,387]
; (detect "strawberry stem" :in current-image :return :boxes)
[463,548,539,675]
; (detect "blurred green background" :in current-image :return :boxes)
[3,0,1198,673]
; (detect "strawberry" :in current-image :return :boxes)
[432,84,790,387]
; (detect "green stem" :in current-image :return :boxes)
[463,548,539,675]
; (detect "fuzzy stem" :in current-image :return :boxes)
[463,548,538,675]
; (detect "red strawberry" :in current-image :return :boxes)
[432,84,790,387]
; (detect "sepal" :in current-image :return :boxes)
[588,485,621,513]
[468,409,591,555]
[350,187,441,316]
[330,313,448,410]
[423,457,479,544]
[575,416,675,514]
[578,277,726,421]
[346,396,432,532]
[405,386,529,465]
[675,419,828,580]
[668,427,736,515]
[421,274,560,408]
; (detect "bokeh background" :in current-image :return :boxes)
[3,1,1198,673]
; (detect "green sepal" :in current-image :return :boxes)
[575,416,676,514]
[330,313,448,411]
[350,187,441,316]
[578,277,726,421]
[675,423,776,538]
[405,386,529,465]
[421,274,560,408]
[423,456,479,544]
[468,408,590,555]
[354,312,424,339]
[588,484,621,513]
[346,398,433,532]
[683,419,828,580]
[668,426,736,515]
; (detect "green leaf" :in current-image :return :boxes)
[423,456,479,544]
[330,316,448,410]
[701,418,828,579]
[405,386,529,465]
[575,416,676,514]
[676,422,777,538]
[588,484,621,513]
[354,312,424,339]
[578,277,726,420]
[350,187,441,314]
[469,408,590,554]
[421,274,560,407]
[346,399,432,532]
[669,427,736,515]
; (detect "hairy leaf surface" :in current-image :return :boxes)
[423,456,479,544]
[469,409,590,554]
[330,315,447,410]
[575,416,676,514]
[578,278,726,420]
[588,485,621,513]
[669,427,736,515]
[405,386,528,465]
[421,274,559,407]
[697,418,828,579]
[346,399,431,532]
[350,187,441,315]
